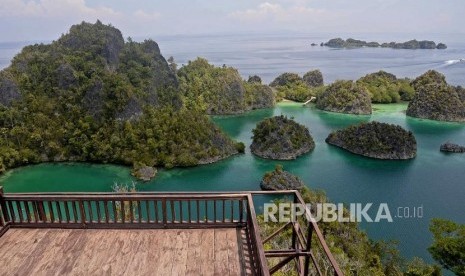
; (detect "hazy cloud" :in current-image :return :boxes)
[0,0,122,20]
[0,0,463,42]
[229,2,332,22]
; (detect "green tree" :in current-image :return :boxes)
[429,218,465,275]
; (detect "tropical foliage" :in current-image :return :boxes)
[356,71,415,103]
[0,21,241,173]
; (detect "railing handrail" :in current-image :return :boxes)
[3,190,298,196]
[2,193,249,200]
[0,188,342,275]
[294,191,344,276]
[246,194,270,276]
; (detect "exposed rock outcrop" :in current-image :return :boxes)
[440,143,465,153]
[260,165,304,191]
[132,165,157,181]
[58,20,125,70]
[316,80,372,115]
[326,121,417,160]
[251,115,315,160]
[0,72,21,107]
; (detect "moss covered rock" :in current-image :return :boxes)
[251,115,315,160]
[316,80,372,114]
[326,121,417,159]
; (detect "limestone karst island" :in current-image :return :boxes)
[0,1,464,276]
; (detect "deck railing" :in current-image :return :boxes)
[0,188,342,276]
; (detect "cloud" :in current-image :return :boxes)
[0,0,122,21]
[133,10,161,22]
[0,0,165,41]
[229,2,335,24]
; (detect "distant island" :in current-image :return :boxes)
[251,115,315,160]
[326,122,417,160]
[322,38,447,49]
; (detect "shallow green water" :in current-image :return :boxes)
[1,102,464,262]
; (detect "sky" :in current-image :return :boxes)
[0,0,464,42]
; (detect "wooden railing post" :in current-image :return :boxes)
[162,198,167,228]
[79,200,86,227]
[292,193,298,250]
[0,187,9,224]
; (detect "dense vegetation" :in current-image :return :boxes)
[429,219,465,276]
[0,21,243,175]
[316,80,372,114]
[244,81,275,110]
[258,184,442,275]
[251,115,315,160]
[407,70,465,122]
[260,164,304,190]
[326,121,417,159]
[271,71,325,102]
[356,71,415,103]
[323,38,447,49]
[177,58,274,114]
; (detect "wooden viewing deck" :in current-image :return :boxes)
[0,189,343,276]
[0,228,248,275]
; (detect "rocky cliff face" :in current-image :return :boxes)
[251,116,315,160]
[244,82,275,110]
[58,20,125,70]
[316,80,372,115]
[407,71,465,122]
[0,72,21,107]
[326,122,417,160]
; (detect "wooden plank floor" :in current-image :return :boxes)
[0,228,251,276]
